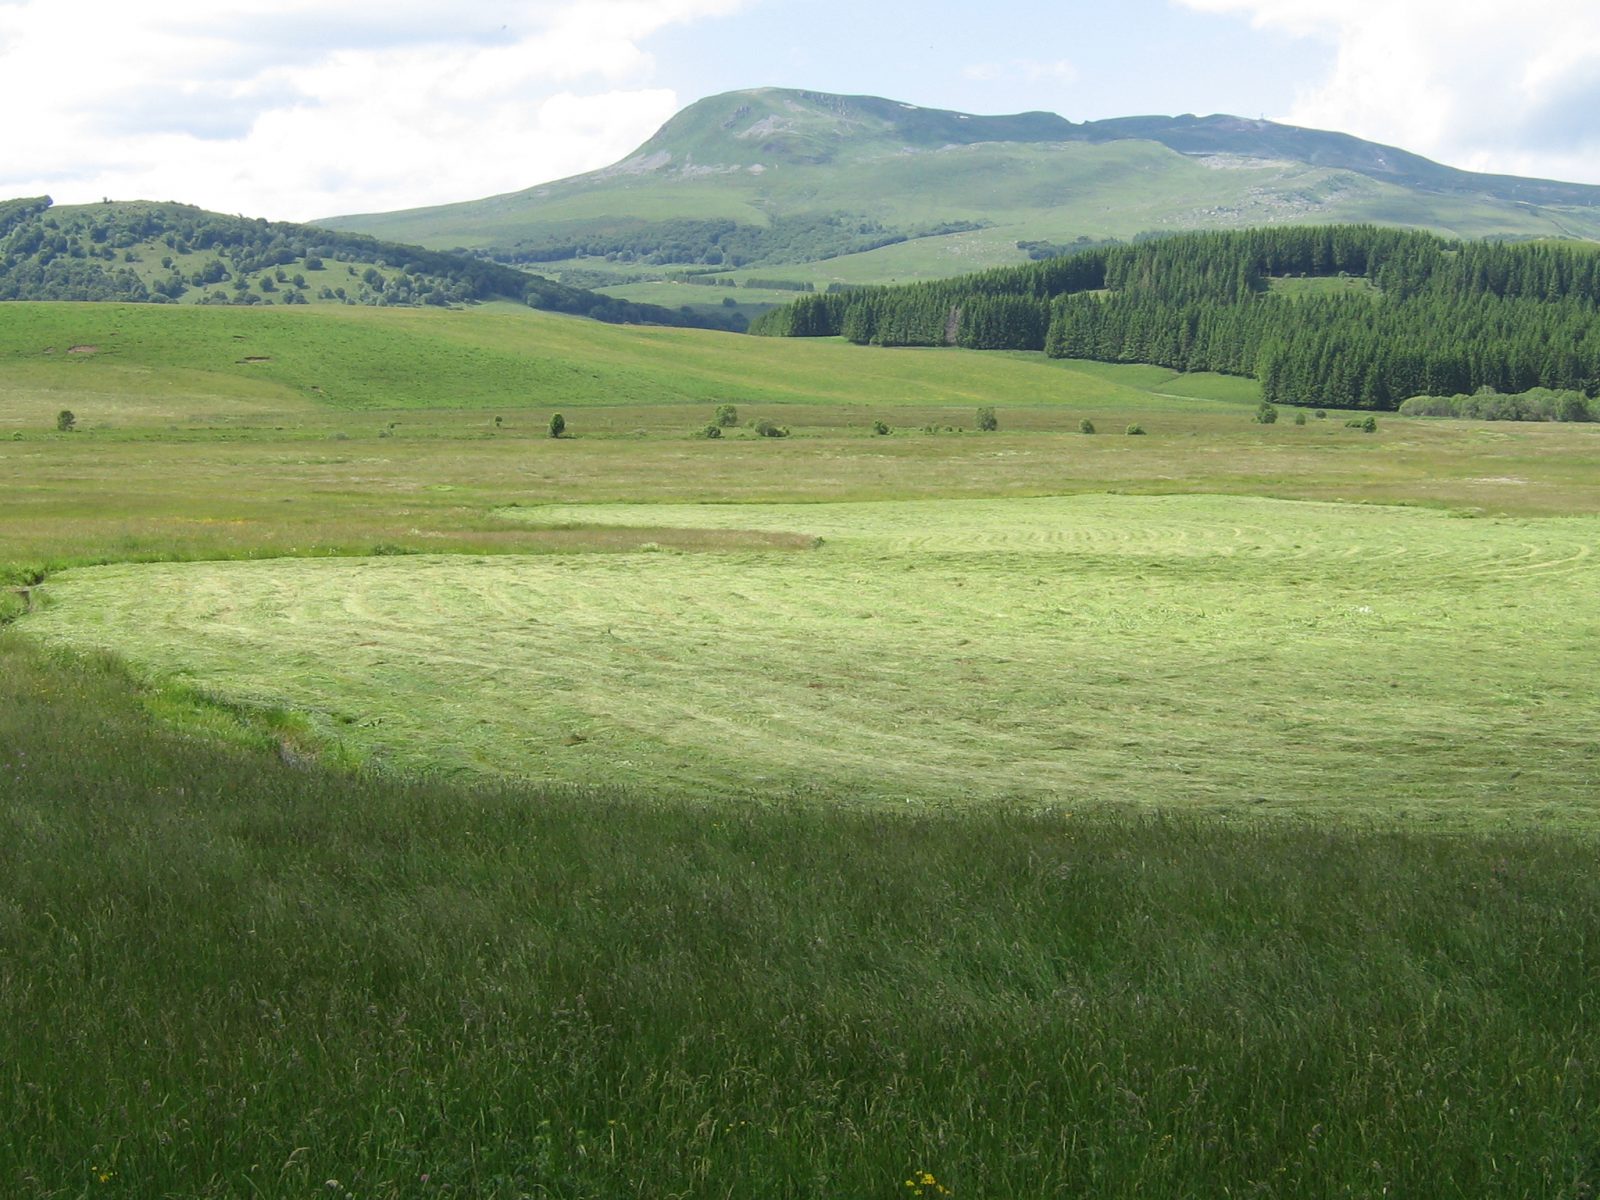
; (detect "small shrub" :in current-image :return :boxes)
[1362,415,1378,433]
[1556,393,1591,422]
[1126,423,1146,436]
[1079,419,1095,434]
[754,419,789,438]
[1293,410,1307,426]
[56,409,76,432]
[1314,409,1327,420]
[10,431,21,441]
[976,406,998,432]
[871,420,890,435]
[548,413,565,439]
[715,404,739,427]
[699,423,722,439]
[1255,401,1278,424]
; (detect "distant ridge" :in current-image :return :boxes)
[623,90,1600,209]
[320,88,1600,303]
[1067,112,1600,209]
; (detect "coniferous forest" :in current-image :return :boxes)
[752,226,1600,409]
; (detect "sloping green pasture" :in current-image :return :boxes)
[0,300,1168,415]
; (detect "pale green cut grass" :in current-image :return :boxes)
[24,494,1600,828]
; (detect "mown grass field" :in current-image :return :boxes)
[5,299,1600,1196]
[22,494,1600,826]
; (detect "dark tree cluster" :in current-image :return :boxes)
[753,226,1600,409]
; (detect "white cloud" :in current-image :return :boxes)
[1176,0,1600,183]
[0,0,747,220]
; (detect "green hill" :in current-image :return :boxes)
[0,197,740,329]
[321,87,1600,302]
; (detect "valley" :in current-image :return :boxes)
[6,301,1600,1195]
[5,77,1600,1199]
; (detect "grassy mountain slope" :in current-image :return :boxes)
[323,88,1600,297]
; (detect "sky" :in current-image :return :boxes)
[3,0,1599,222]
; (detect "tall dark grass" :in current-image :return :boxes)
[3,634,1598,1198]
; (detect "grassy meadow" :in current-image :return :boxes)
[5,299,1600,1196]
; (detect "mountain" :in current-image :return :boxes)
[319,88,1600,316]
[0,196,740,328]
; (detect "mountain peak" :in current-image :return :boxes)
[618,88,1600,210]
[631,88,1079,170]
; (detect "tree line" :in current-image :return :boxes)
[752,226,1600,408]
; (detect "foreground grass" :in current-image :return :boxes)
[3,635,1599,1198]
